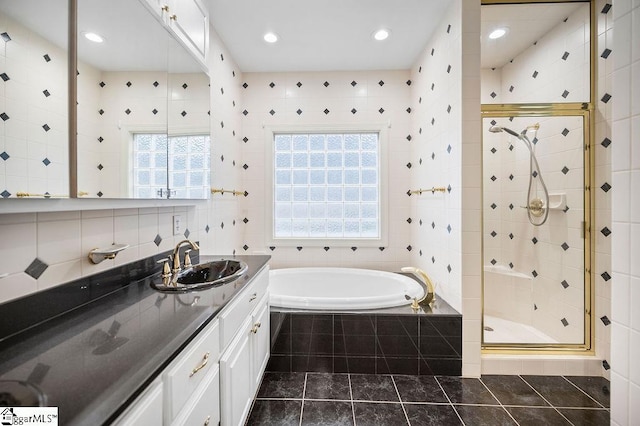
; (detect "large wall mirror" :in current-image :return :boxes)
[0,0,69,199]
[77,0,210,199]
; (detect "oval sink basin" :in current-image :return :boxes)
[151,259,248,292]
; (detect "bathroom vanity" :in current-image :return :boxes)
[0,253,270,426]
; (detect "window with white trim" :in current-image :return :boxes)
[268,127,387,246]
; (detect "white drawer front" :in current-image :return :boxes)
[114,380,163,426]
[219,266,269,350]
[172,365,220,426]
[165,319,220,422]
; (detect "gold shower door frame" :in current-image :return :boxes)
[480,104,594,354]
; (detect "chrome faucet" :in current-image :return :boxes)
[171,240,200,273]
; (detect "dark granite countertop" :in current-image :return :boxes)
[0,254,270,425]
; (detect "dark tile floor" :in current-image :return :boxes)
[246,372,610,425]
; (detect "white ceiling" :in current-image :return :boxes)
[207,0,453,73]
[481,2,584,69]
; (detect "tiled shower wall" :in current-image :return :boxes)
[0,11,69,197]
[238,70,413,271]
[610,0,640,424]
[0,26,242,303]
[408,0,482,377]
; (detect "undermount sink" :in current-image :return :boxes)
[151,259,248,292]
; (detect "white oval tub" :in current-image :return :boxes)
[269,267,423,310]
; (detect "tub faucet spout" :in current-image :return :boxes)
[401,267,436,309]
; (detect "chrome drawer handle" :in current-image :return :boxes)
[204,415,210,426]
[189,352,210,377]
[249,293,257,302]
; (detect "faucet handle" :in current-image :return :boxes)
[184,250,193,268]
[157,257,172,278]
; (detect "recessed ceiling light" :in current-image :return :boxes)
[488,28,508,40]
[83,32,104,43]
[373,29,390,41]
[263,32,278,43]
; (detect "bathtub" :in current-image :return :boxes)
[269,267,424,310]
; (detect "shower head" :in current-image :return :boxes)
[488,125,520,138]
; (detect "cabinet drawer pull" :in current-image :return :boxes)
[249,293,257,302]
[161,4,169,12]
[170,14,177,20]
[189,352,210,377]
[251,322,262,334]
[204,415,211,426]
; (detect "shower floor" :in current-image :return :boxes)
[483,315,557,344]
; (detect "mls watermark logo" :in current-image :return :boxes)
[1,407,58,425]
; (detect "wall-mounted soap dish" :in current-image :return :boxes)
[548,192,567,210]
[88,244,129,264]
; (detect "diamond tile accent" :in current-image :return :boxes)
[296,247,302,251]
[509,85,514,92]
[323,81,329,87]
[491,148,497,154]
[601,48,612,59]
[490,231,497,237]
[490,203,497,209]
[561,128,569,136]
[601,271,611,281]
[490,259,497,265]
[154,234,162,246]
[205,225,210,233]
[180,111,187,117]
[243,164,249,170]
[0,72,10,82]
[431,222,435,229]
[509,233,514,239]
[406,107,412,113]
[490,175,497,181]
[561,242,569,251]
[43,89,50,97]
[601,93,612,103]
[297,82,302,87]
[447,224,452,233]
[351,108,357,114]
[601,316,611,326]
[603,360,610,370]
[378,80,384,86]
[324,108,330,115]
[532,171,538,178]
[269,82,275,88]
[0,151,9,161]
[97,191,103,197]
[490,92,497,98]
[126,81,132,87]
[125,108,131,115]
[43,54,51,62]
[324,247,330,251]
[406,245,412,252]
[1,190,11,198]
[601,138,611,148]
[296,109,302,115]
[242,83,248,88]
[184,229,190,238]
[269,109,275,116]
[25,258,48,279]
[509,203,514,210]
[601,182,612,192]
[98,136,104,143]
[509,174,514,180]
[243,137,249,143]
[601,227,611,237]
[99,109,104,115]
[562,51,570,60]
[42,124,50,132]
[562,90,570,98]
[406,135,412,141]
[97,164,103,170]
[406,80,411,86]
[351,80,357,87]
[561,280,569,289]
[532,70,538,78]
[42,158,50,166]
[378,108,385,114]
[532,237,538,244]
[406,163,412,169]
[446,64,451,73]
[153,81,159,87]
[242,110,248,116]
[351,247,358,252]
[561,318,569,327]
[447,264,452,273]
[562,166,569,174]
[269,246,276,251]
[601,3,611,14]
[0,32,10,42]
[243,245,249,251]
[243,218,249,224]
[532,270,538,278]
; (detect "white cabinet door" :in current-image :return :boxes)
[251,297,270,390]
[113,380,163,426]
[219,316,253,426]
[167,0,209,63]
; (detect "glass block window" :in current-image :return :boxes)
[273,132,380,239]
[133,133,210,198]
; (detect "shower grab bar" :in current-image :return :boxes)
[211,188,246,196]
[408,187,447,195]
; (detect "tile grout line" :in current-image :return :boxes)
[390,375,412,425]
[561,376,609,409]
[478,376,521,426]
[434,376,466,426]
[348,373,357,426]
[518,375,576,426]
[298,373,308,426]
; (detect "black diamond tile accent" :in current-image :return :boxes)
[406,135,412,141]
[561,280,569,289]
[269,82,275,88]
[242,83,248,88]
[125,81,132,87]
[296,109,302,115]
[269,109,275,116]
[430,48,434,56]
[406,163,412,169]
[184,229,190,238]
[406,80,412,86]
[532,137,539,145]
[1,189,11,198]
[447,145,452,154]
[296,247,302,251]
[220,53,224,61]
[509,174,514,180]
[406,107,412,113]
[563,205,570,212]
[561,242,569,251]
[351,80,357,87]
[601,137,611,148]
[490,91,497,98]
[446,64,451,73]
[509,262,514,269]
[490,175,497,181]
[351,247,358,252]
[154,234,162,246]
[601,48,612,59]
[601,182,611,192]
[419,66,422,72]
[351,108,357,114]
[447,184,452,193]
[600,316,611,326]
[0,151,8,161]
[405,245,412,252]
[407,218,412,224]
[243,245,249,251]
[534,304,538,310]
[532,171,538,178]
[447,224,452,233]
[431,222,435,229]
[601,272,611,281]
[509,144,514,151]
[490,203,497,210]
[125,108,132,115]
[419,220,422,226]
[561,318,569,327]
[243,191,248,196]
[561,128,569,136]
[153,81,159,87]
[243,137,248,143]
[378,80,384,86]
[0,73,9,82]
[532,270,538,278]
[324,108,330,115]
[1,32,11,42]
[601,227,611,237]
[509,203,514,210]
[1,112,11,121]
[269,246,276,251]
[431,117,435,125]
[97,191,103,197]
[243,164,249,170]
[601,93,612,103]
[562,51,570,60]
[532,70,538,78]
[562,90,570,98]
[99,109,104,115]
[603,360,610,370]
[25,258,48,279]
[447,264,452,273]
[220,121,224,128]
[205,225,210,233]
[242,218,249,224]
[378,108,385,114]
[97,164,103,171]
[43,54,51,62]
[562,166,570,174]
[509,233,514,239]
[98,136,104,143]
[490,120,497,126]
[324,247,330,251]
[490,231,497,237]
[150,108,158,115]
[602,4,612,14]
[181,111,187,117]
[42,158,50,166]
[532,237,538,244]
[323,81,330,87]
[42,124,51,132]
[509,85,514,92]
[490,259,497,265]
[296,81,302,87]
[431,256,435,263]
[491,148,496,154]
[242,110,248,116]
